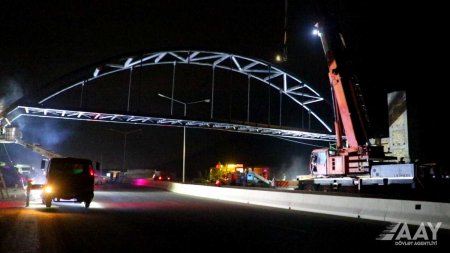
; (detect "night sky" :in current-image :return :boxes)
[1,1,446,179]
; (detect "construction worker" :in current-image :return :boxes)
[25,178,32,207]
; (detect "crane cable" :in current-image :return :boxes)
[275,137,328,148]
[282,0,288,62]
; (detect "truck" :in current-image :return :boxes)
[297,19,443,192]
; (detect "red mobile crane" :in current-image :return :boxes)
[299,19,417,190]
[311,20,373,177]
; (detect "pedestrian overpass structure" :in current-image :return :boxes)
[0,50,335,142]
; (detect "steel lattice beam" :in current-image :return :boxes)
[3,106,335,142]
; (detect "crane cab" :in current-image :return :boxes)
[310,148,370,177]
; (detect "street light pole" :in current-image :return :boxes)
[182,124,186,183]
[109,128,142,173]
[158,93,210,183]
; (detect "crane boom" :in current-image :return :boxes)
[14,139,63,159]
[1,126,63,159]
[308,18,375,176]
[315,22,368,150]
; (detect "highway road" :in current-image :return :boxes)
[1,184,449,252]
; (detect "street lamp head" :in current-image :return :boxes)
[275,54,283,62]
[313,22,322,37]
[204,99,211,103]
[312,28,321,37]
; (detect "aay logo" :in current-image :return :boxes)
[377,222,441,246]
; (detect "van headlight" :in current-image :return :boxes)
[44,185,53,193]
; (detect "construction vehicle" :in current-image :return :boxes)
[297,18,427,191]
[14,163,35,176]
[210,163,272,187]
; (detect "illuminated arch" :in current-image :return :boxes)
[39,50,331,132]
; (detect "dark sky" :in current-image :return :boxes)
[0,1,446,177]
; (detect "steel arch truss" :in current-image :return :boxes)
[39,50,331,132]
[5,106,336,142]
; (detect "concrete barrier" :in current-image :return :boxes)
[129,180,450,229]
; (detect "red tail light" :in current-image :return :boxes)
[89,168,95,176]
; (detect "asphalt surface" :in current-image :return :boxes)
[1,184,449,252]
